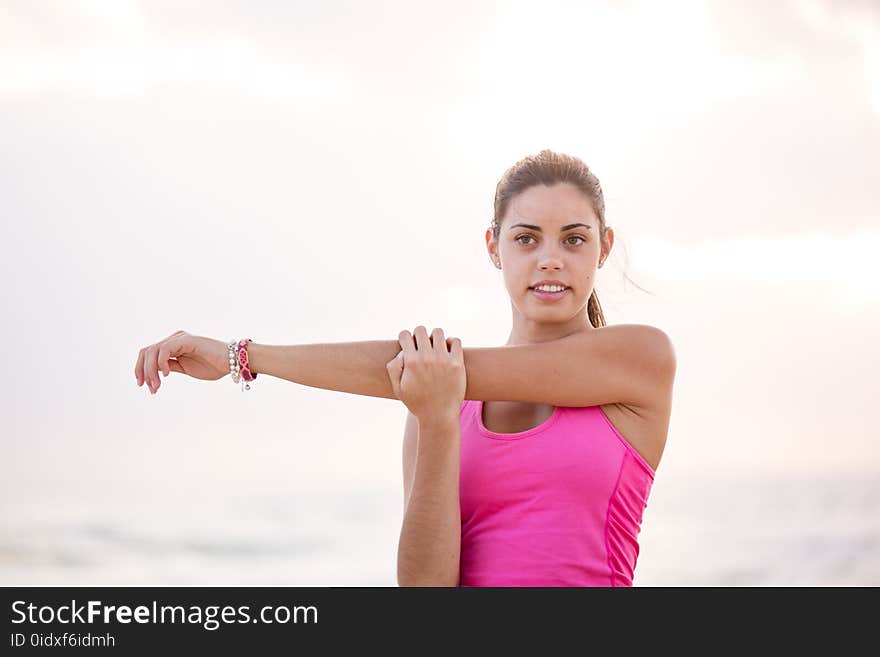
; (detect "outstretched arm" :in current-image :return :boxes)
[248,338,402,400]
[248,323,675,409]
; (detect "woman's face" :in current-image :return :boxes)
[486,182,613,322]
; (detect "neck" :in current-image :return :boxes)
[505,306,594,346]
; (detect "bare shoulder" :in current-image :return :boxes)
[581,322,676,407]
[595,323,676,472]
[599,323,676,366]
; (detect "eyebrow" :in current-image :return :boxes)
[508,222,592,232]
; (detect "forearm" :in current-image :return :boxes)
[247,340,400,400]
[397,417,461,587]
[245,332,605,406]
[244,338,532,403]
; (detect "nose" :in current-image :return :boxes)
[538,252,564,271]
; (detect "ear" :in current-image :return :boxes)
[600,226,614,265]
[485,228,499,263]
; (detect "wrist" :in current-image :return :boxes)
[416,417,461,458]
[416,410,461,431]
[246,342,265,377]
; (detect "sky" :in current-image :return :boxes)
[2,0,879,508]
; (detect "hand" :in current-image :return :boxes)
[135,330,229,394]
[386,326,466,424]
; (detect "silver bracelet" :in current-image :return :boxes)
[227,339,241,384]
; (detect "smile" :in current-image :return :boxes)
[529,287,570,301]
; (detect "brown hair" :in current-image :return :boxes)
[491,149,608,328]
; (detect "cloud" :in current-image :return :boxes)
[792,0,880,115]
[629,229,880,313]
[0,1,355,99]
[475,1,808,110]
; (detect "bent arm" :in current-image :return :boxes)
[397,416,461,587]
[246,323,674,408]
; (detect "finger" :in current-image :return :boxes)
[385,352,404,396]
[413,325,431,351]
[386,351,404,370]
[135,348,146,386]
[144,345,160,393]
[162,329,185,342]
[156,331,187,380]
[157,337,180,378]
[431,327,447,354]
[398,330,416,357]
[449,337,463,361]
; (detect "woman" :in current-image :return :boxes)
[134,149,676,587]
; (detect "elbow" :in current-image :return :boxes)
[397,573,459,587]
[397,561,460,587]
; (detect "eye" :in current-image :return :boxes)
[515,234,587,246]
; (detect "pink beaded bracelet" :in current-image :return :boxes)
[237,338,257,390]
[227,338,257,391]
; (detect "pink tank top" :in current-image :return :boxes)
[458,399,655,587]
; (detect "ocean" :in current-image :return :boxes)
[1,473,877,586]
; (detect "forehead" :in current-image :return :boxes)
[507,183,598,227]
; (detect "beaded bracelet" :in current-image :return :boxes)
[237,338,257,390]
[227,338,257,391]
[227,340,241,384]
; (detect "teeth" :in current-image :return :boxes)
[534,285,566,292]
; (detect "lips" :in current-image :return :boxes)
[529,279,571,290]
[529,287,569,301]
